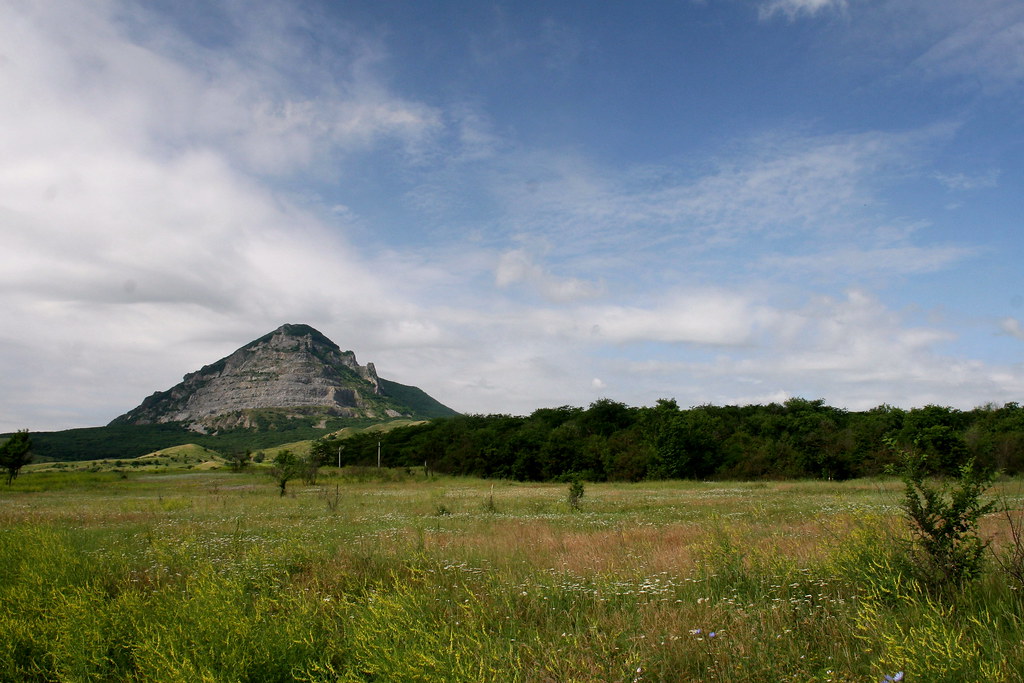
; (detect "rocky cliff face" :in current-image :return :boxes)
[110,324,453,428]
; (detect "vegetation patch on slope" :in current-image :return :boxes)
[20,415,427,463]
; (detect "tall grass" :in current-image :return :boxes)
[0,473,1021,681]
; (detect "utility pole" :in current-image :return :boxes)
[377,441,381,468]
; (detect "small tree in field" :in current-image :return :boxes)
[1,430,32,485]
[567,477,585,511]
[227,449,252,473]
[270,449,301,497]
[889,437,996,591]
[303,440,332,485]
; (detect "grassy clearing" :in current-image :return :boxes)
[1,473,1022,681]
[25,444,228,475]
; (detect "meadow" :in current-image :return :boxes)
[2,469,1023,682]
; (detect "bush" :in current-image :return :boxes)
[567,478,584,511]
[890,438,996,591]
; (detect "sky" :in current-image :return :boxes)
[2,0,1023,433]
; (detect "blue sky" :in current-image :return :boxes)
[2,0,1023,432]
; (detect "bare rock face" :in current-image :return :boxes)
[110,324,432,428]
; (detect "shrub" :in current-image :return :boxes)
[889,438,996,591]
[567,478,584,511]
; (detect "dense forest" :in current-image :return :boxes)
[329,398,1024,481]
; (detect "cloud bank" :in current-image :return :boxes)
[1,0,1021,432]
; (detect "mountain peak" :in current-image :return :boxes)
[262,323,336,344]
[110,324,456,429]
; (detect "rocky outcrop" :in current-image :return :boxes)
[110,323,454,427]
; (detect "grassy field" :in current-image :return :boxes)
[1,470,1022,682]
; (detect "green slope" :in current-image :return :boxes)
[379,378,459,418]
[22,413,443,463]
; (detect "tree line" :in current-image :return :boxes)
[323,398,1024,481]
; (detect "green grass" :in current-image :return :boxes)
[25,443,228,476]
[1,473,1021,681]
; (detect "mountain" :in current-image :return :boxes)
[110,323,457,430]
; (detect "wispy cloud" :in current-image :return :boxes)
[495,249,604,303]
[759,0,848,22]
[1001,318,1024,341]
[933,170,1000,191]
[906,0,1024,92]
[759,0,1024,93]
[762,244,977,277]
[457,126,954,289]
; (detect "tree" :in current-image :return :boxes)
[309,439,334,467]
[1,430,32,485]
[641,399,720,479]
[270,449,301,497]
[303,439,335,484]
[302,454,322,485]
[226,449,252,472]
[641,398,686,479]
[603,426,651,482]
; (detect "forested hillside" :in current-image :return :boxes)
[332,398,1024,481]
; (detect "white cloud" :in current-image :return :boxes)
[469,126,951,291]
[0,2,440,178]
[759,0,848,21]
[1001,318,1024,341]
[749,290,956,381]
[604,290,1021,412]
[495,249,603,303]
[392,288,1024,417]
[583,293,758,346]
[762,244,976,277]
[0,0,442,430]
[933,170,1000,191]
[805,0,1024,95]
[906,0,1024,92]
[1,0,1018,432]
[450,104,505,162]
[759,0,1024,94]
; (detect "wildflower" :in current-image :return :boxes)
[708,631,717,638]
[881,673,904,683]
[689,628,702,635]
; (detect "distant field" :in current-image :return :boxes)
[2,471,1022,681]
